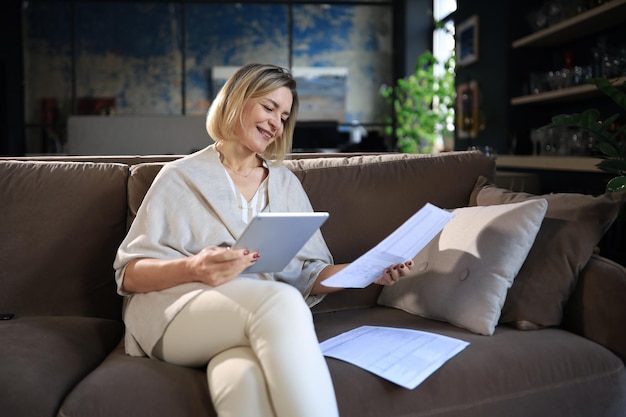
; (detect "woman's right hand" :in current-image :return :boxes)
[187,246,259,286]
[122,246,259,293]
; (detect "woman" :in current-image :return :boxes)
[114,63,413,417]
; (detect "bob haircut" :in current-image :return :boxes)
[206,63,299,163]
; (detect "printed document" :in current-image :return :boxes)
[322,203,454,288]
[320,326,469,389]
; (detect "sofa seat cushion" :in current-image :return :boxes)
[0,316,123,417]
[315,307,626,417]
[57,308,626,417]
[59,342,215,417]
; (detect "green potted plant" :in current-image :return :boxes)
[380,50,455,153]
[544,77,626,192]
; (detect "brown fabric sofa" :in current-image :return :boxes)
[1,150,625,417]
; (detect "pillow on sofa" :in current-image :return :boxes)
[470,176,626,330]
[377,199,547,336]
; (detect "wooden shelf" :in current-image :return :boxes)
[510,76,626,105]
[512,0,626,49]
[495,155,603,172]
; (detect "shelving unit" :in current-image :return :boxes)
[503,2,626,267]
[510,0,626,106]
[508,0,626,159]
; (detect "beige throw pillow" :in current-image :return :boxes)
[378,199,548,336]
[470,176,626,329]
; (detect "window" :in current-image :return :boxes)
[433,0,456,149]
[433,0,456,77]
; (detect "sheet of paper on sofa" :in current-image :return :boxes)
[322,203,454,288]
[320,326,469,390]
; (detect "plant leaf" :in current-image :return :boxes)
[588,78,626,111]
[597,141,621,158]
[596,158,626,175]
[606,176,626,193]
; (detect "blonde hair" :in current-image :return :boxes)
[206,63,299,163]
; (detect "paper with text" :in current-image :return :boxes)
[320,326,469,390]
[322,203,454,288]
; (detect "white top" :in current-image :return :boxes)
[221,160,269,223]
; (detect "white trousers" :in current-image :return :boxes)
[157,278,340,417]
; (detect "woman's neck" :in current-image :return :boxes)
[216,142,261,173]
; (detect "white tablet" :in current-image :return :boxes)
[234,212,330,273]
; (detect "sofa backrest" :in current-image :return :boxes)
[0,161,129,320]
[284,152,495,263]
[127,151,496,310]
[0,151,495,319]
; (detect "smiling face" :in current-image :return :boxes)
[206,64,299,162]
[235,86,293,155]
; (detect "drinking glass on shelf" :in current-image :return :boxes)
[530,129,541,155]
[530,128,552,155]
[529,72,548,94]
[569,129,593,156]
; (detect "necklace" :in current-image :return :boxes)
[221,158,258,178]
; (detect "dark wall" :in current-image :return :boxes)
[1,0,25,156]
[455,0,511,154]
[402,0,433,77]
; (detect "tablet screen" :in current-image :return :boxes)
[234,212,329,273]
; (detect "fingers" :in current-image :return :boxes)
[203,246,248,259]
[214,248,260,269]
[377,260,414,286]
[203,246,261,264]
[400,260,414,275]
[193,246,260,286]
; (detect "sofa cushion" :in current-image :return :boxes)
[0,161,128,319]
[127,162,169,226]
[315,307,626,417]
[377,199,547,335]
[59,343,215,417]
[57,309,626,417]
[470,176,626,329]
[0,316,123,417]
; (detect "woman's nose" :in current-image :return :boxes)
[268,115,281,131]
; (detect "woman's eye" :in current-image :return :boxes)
[263,105,272,112]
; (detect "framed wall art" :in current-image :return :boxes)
[456,15,478,67]
[455,80,481,138]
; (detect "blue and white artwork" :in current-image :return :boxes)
[22,1,393,152]
[212,66,348,122]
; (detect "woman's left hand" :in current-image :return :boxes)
[374,260,414,286]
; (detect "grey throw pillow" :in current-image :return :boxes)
[378,199,547,335]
